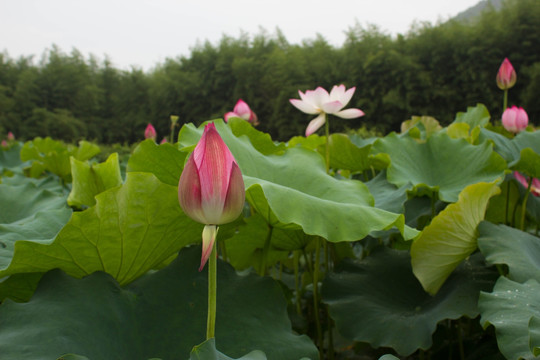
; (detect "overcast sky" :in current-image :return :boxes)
[0,0,481,71]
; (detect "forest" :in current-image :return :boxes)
[0,0,539,144]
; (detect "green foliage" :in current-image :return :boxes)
[0,0,539,142]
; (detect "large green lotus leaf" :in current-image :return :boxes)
[189,338,267,360]
[479,277,540,360]
[0,172,202,286]
[452,103,491,128]
[318,133,390,173]
[477,222,540,283]
[178,120,419,242]
[67,153,123,208]
[322,247,497,356]
[127,139,187,187]
[373,132,506,202]
[411,181,501,294]
[0,246,318,360]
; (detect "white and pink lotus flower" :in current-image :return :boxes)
[290,85,364,136]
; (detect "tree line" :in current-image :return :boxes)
[0,0,539,144]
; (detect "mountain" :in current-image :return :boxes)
[454,0,505,22]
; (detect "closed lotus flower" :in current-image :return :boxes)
[502,106,528,133]
[224,99,259,125]
[7,132,14,141]
[290,85,364,136]
[144,123,157,140]
[496,58,517,90]
[178,123,245,270]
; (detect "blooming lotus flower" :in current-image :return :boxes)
[7,132,14,141]
[496,58,517,90]
[224,99,259,125]
[514,172,540,197]
[502,106,528,133]
[144,123,157,140]
[178,123,245,270]
[289,85,364,136]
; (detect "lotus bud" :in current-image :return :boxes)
[178,123,245,270]
[144,123,157,140]
[502,106,528,133]
[496,58,517,90]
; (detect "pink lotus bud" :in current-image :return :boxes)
[496,58,517,90]
[1,140,7,148]
[224,99,259,125]
[178,123,245,270]
[502,106,528,133]
[160,137,167,144]
[144,123,157,140]
[7,132,14,141]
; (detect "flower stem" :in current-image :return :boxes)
[324,116,330,174]
[294,250,302,315]
[206,239,217,340]
[520,177,533,231]
[313,237,323,354]
[503,89,508,113]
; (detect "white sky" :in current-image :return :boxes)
[0,0,481,71]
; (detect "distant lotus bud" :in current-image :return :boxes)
[7,132,15,141]
[145,123,157,140]
[496,58,517,90]
[224,99,259,125]
[178,123,245,270]
[160,137,168,144]
[1,140,7,148]
[502,106,528,133]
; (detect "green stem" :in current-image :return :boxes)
[313,238,323,355]
[326,305,334,360]
[457,320,465,360]
[206,240,217,340]
[503,89,508,114]
[324,116,330,174]
[294,250,302,315]
[520,177,533,231]
[505,181,510,225]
